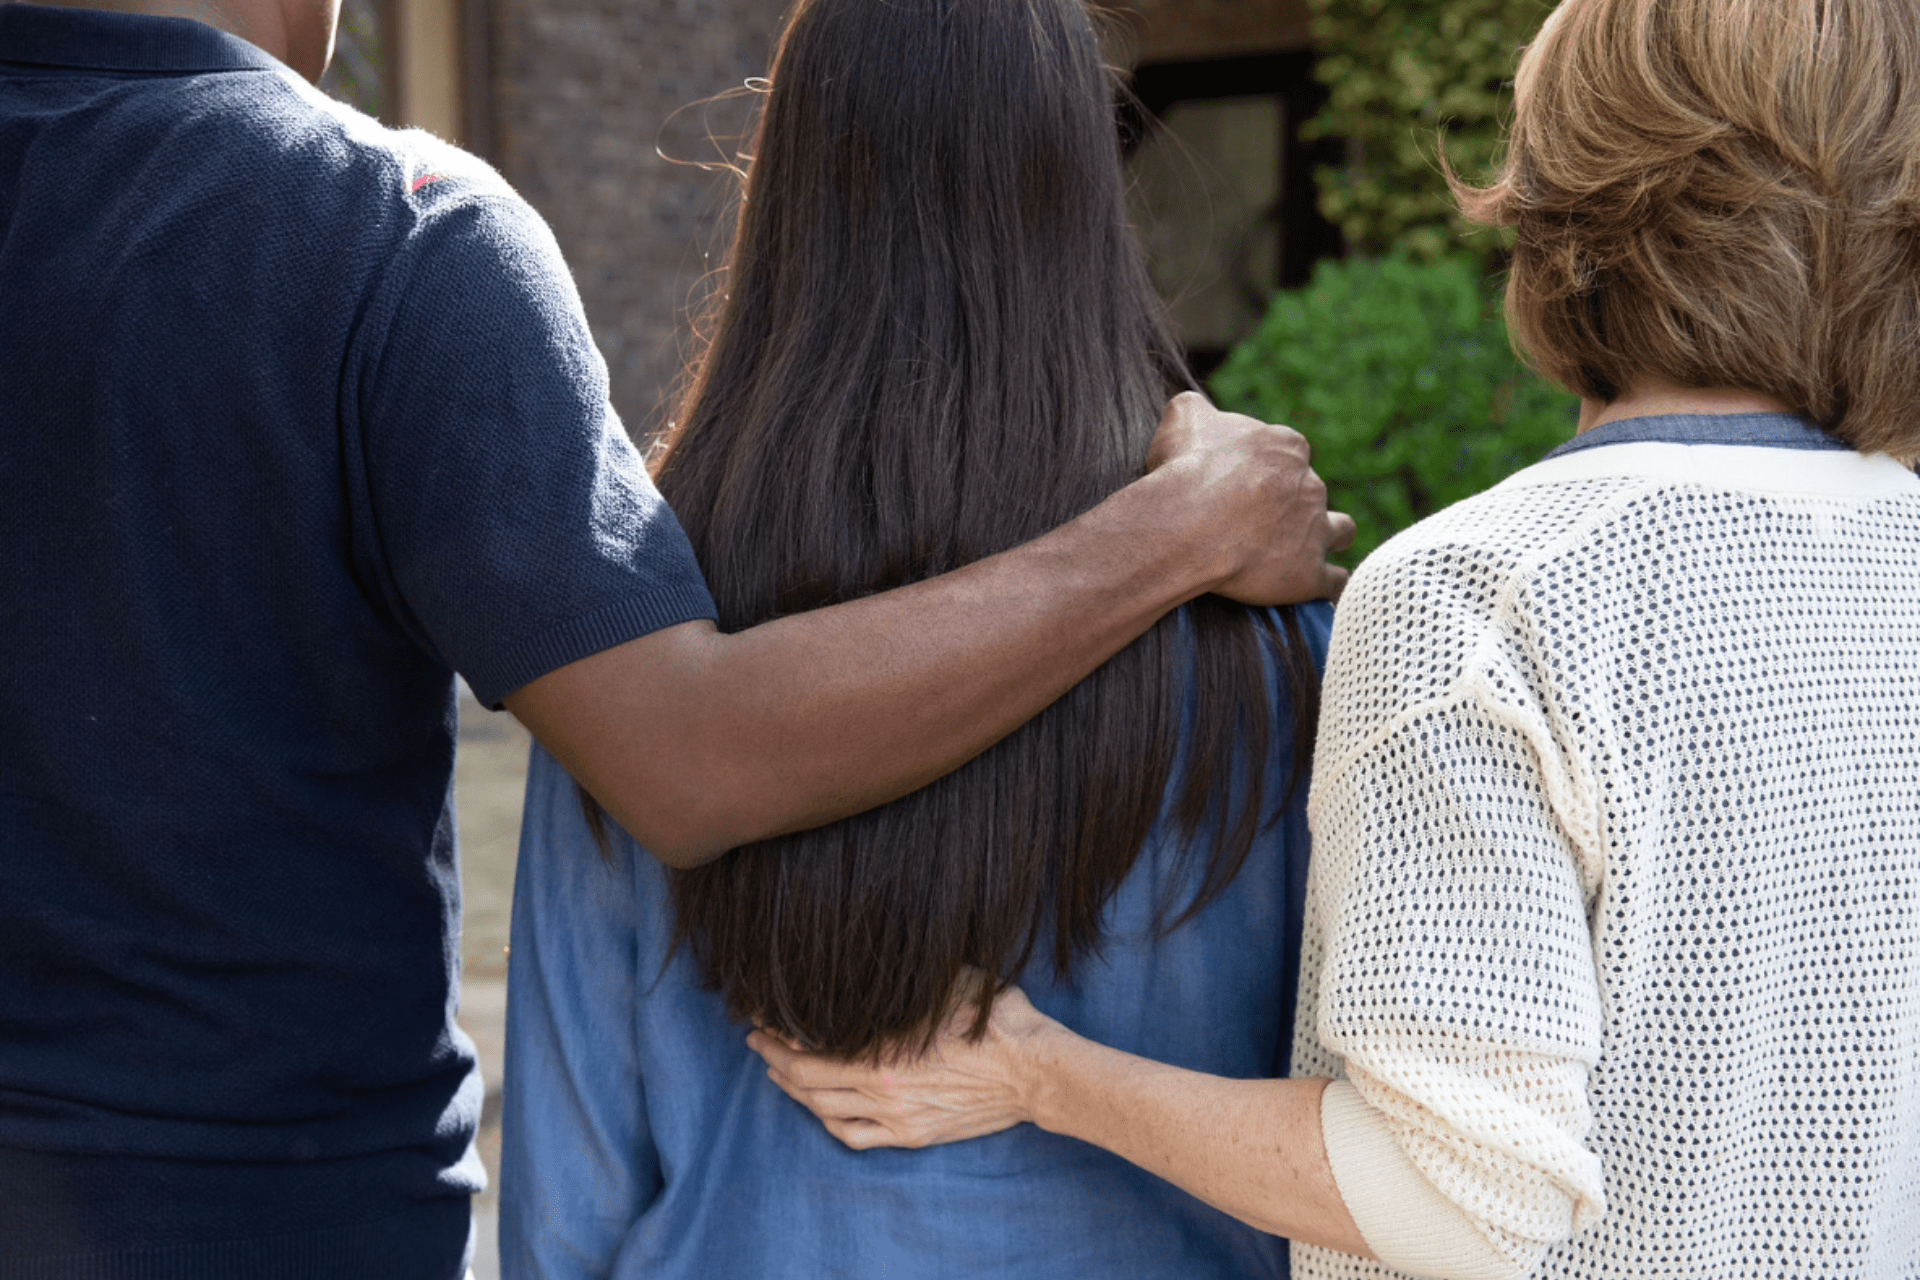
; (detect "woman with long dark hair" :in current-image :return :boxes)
[497,0,1331,1274]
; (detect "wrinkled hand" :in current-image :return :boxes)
[748,983,1056,1150]
[1147,391,1355,603]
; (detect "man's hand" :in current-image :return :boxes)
[1145,391,1355,605]
[748,981,1057,1150]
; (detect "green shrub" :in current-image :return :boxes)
[1308,0,1556,261]
[1210,254,1578,563]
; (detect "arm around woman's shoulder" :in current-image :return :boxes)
[498,743,658,1280]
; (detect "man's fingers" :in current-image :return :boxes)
[1314,512,1357,599]
[1144,391,1352,605]
[1327,511,1357,555]
[1144,390,1211,472]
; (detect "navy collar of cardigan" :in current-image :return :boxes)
[1546,411,1848,460]
[0,2,279,74]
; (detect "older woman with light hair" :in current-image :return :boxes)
[752,1,1920,1277]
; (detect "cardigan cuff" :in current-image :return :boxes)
[1320,1079,1521,1280]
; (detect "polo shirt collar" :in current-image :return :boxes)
[0,2,281,74]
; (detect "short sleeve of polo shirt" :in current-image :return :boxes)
[343,166,714,706]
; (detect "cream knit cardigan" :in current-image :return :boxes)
[1292,441,1920,1280]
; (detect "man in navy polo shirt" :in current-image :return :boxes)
[0,0,1351,1274]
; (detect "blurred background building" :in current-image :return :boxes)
[321,0,1341,436]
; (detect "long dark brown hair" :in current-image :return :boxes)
[641,0,1318,1059]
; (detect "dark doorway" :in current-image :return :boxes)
[1123,51,1343,376]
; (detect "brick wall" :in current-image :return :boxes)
[492,0,785,438]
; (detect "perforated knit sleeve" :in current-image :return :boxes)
[1304,677,1608,1276]
[1289,512,1622,1278]
[1294,451,1920,1280]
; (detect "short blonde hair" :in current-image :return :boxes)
[1460,0,1920,460]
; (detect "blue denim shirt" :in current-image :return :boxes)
[499,602,1332,1279]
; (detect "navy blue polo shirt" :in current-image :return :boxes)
[0,5,714,1275]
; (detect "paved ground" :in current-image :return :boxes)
[452,687,532,1280]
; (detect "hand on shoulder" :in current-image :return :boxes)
[1145,392,1355,605]
[748,980,1059,1151]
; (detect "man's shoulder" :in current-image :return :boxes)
[103,67,561,332]
[172,68,521,225]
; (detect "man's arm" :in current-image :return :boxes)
[745,985,1374,1258]
[506,393,1353,867]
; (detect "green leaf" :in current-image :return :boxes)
[1211,254,1579,563]
[1307,0,1554,261]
